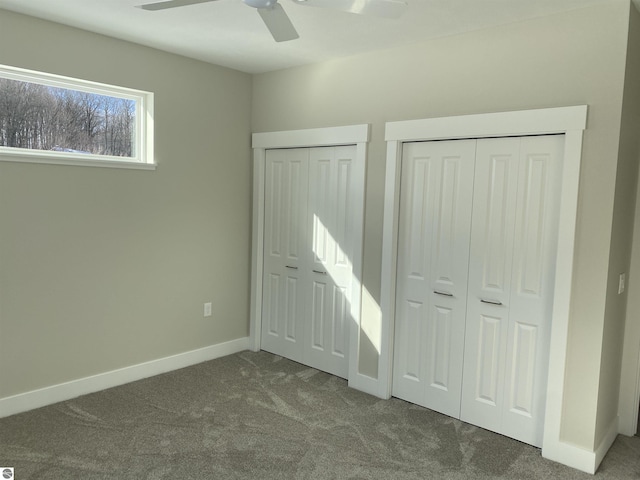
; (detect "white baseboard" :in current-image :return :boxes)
[0,337,251,419]
[542,438,597,474]
[541,415,619,474]
[594,415,620,471]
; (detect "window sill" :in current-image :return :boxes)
[0,152,157,170]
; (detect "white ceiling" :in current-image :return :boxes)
[0,0,619,74]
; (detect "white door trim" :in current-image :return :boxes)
[250,124,370,386]
[380,106,592,472]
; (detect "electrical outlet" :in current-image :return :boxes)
[204,302,212,317]
[618,274,626,295]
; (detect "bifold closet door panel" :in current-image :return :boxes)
[460,137,521,431]
[261,148,309,364]
[392,139,476,417]
[304,145,357,379]
[500,135,563,447]
[460,135,563,447]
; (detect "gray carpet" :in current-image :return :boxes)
[1,350,639,479]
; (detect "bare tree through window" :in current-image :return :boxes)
[0,78,135,157]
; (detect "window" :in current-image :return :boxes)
[0,64,154,169]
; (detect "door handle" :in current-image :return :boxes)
[481,299,503,306]
[433,290,453,297]
[312,269,328,275]
[285,265,298,270]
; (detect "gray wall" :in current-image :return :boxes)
[617,3,640,437]
[0,10,252,397]
[600,1,640,443]
[252,2,630,451]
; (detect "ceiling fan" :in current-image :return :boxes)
[136,0,408,43]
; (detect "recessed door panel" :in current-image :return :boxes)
[433,157,469,288]
[430,305,453,390]
[460,308,508,435]
[266,162,283,257]
[508,322,537,416]
[285,277,298,341]
[311,280,326,350]
[265,273,280,336]
[475,314,503,407]
[286,161,304,261]
[312,157,332,265]
[398,300,425,380]
[516,157,547,297]
[406,157,433,281]
[332,285,348,358]
[265,273,302,343]
[335,159,352,268]
[476,143,519,296]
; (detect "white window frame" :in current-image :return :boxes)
[0,64,155,170]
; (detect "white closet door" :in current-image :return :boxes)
[460,135,563,447]
[304,145,357,379]
[393,140,476,417]
[460,137,520,430]
[501,135,563,446]
[261,148,309,364]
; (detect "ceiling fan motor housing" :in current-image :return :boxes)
[244,0,277,8]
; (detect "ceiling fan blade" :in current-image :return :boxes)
[137,0,218,11]
[290,0,407,19]
[258,4,299,42]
